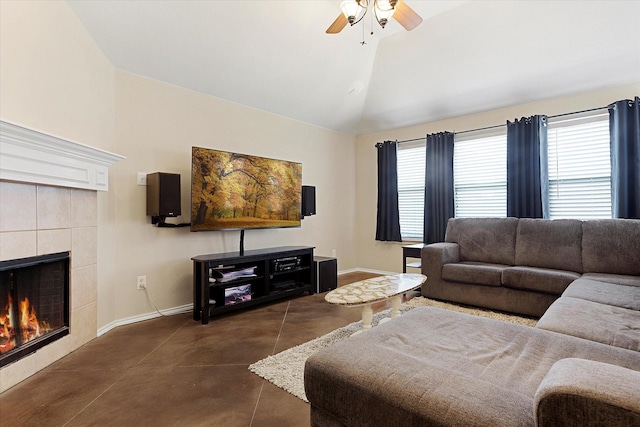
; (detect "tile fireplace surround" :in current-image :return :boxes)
[0,121,123,393]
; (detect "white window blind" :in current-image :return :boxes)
[397,141,426,240]
[395,111,610,239]
[454,132,507,218]
[547,114,611,219]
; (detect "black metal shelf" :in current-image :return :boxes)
[192,246,315,324]
[208,275,265,288]
[270,266,310,277]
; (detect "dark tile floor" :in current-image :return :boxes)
[1,272,419,427]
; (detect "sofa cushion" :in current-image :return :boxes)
[563,278,640,310]
[445,217,518,265]
[514,218,583,273]
[581,273,640,287]
[305,307,640,427]
[442,262,507,286]
[535,359,640,427]
[502,266,580,295]
[537,297,640,351]
[582,219,640,276]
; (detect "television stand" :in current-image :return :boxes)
[192,246,315,324]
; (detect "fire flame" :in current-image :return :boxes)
[0,293,15,354]
[20,297,44,342]
[0,292,51,354]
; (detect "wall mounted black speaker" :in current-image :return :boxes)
[147,172,181,219]
[302,185,316,218]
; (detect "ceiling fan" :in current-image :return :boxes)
[326,0,423,34]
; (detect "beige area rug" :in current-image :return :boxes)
[248,297,537,403]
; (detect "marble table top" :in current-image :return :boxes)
[325,273,427,306]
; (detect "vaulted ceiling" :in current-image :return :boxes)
[67,1,640,135]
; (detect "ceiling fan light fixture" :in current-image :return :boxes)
[340,0,368,26]
[374,0,395,28]
[328,0,420,36]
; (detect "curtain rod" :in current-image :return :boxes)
[546,105,608,120]
[389,105,609,145]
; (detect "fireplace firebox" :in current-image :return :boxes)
[0,252,70,368]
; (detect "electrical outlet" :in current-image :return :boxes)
[331,249,337,258]
[137,275,147,290]
[137,172,147,186]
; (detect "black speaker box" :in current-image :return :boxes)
[147,172,181,217]
[314,256,337,293]
[302,185,316,217]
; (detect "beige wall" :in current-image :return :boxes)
[354,83,640,274]
[108,72,357,325]
[0,0,115,151]
[1,1,358,331]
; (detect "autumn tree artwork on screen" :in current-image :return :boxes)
[191,147,302,231]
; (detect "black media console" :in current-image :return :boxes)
[192,246,315,324]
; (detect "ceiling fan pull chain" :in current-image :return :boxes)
[370,5,375,36]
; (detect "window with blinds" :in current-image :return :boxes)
[454,133,507,218]
[547,114,611,219]
[397,141,425,240]
[395,112,611,240]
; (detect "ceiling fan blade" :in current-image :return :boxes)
[326,13,348,34]
[393,0,423,31]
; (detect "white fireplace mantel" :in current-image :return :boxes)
[0,120,124,191]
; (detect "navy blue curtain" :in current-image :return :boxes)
[506,116,549,218]
[609,97,640,219]
[375,141,402,241]
[423,132,455,244]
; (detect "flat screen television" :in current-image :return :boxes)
[191,146,302,232]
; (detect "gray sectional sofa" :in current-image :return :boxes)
[421,217,640,317]
[304,218,640,426]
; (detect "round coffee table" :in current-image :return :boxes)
[325,273,426,334]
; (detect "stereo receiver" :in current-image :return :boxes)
[271,256,302,272]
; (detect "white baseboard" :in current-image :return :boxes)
[338,267,397,276]
[97,304,192,337]
[97,268,397,337]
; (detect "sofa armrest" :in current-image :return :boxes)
[535,358,640,427]
[421,242,460,282]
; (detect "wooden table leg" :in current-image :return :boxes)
[351,304,374,337]
[361,304,373,330]
[379,295,403,326]
[390,295,402,318]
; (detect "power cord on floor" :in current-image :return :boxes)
[142,285,192,318]
[143,285,165,317]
